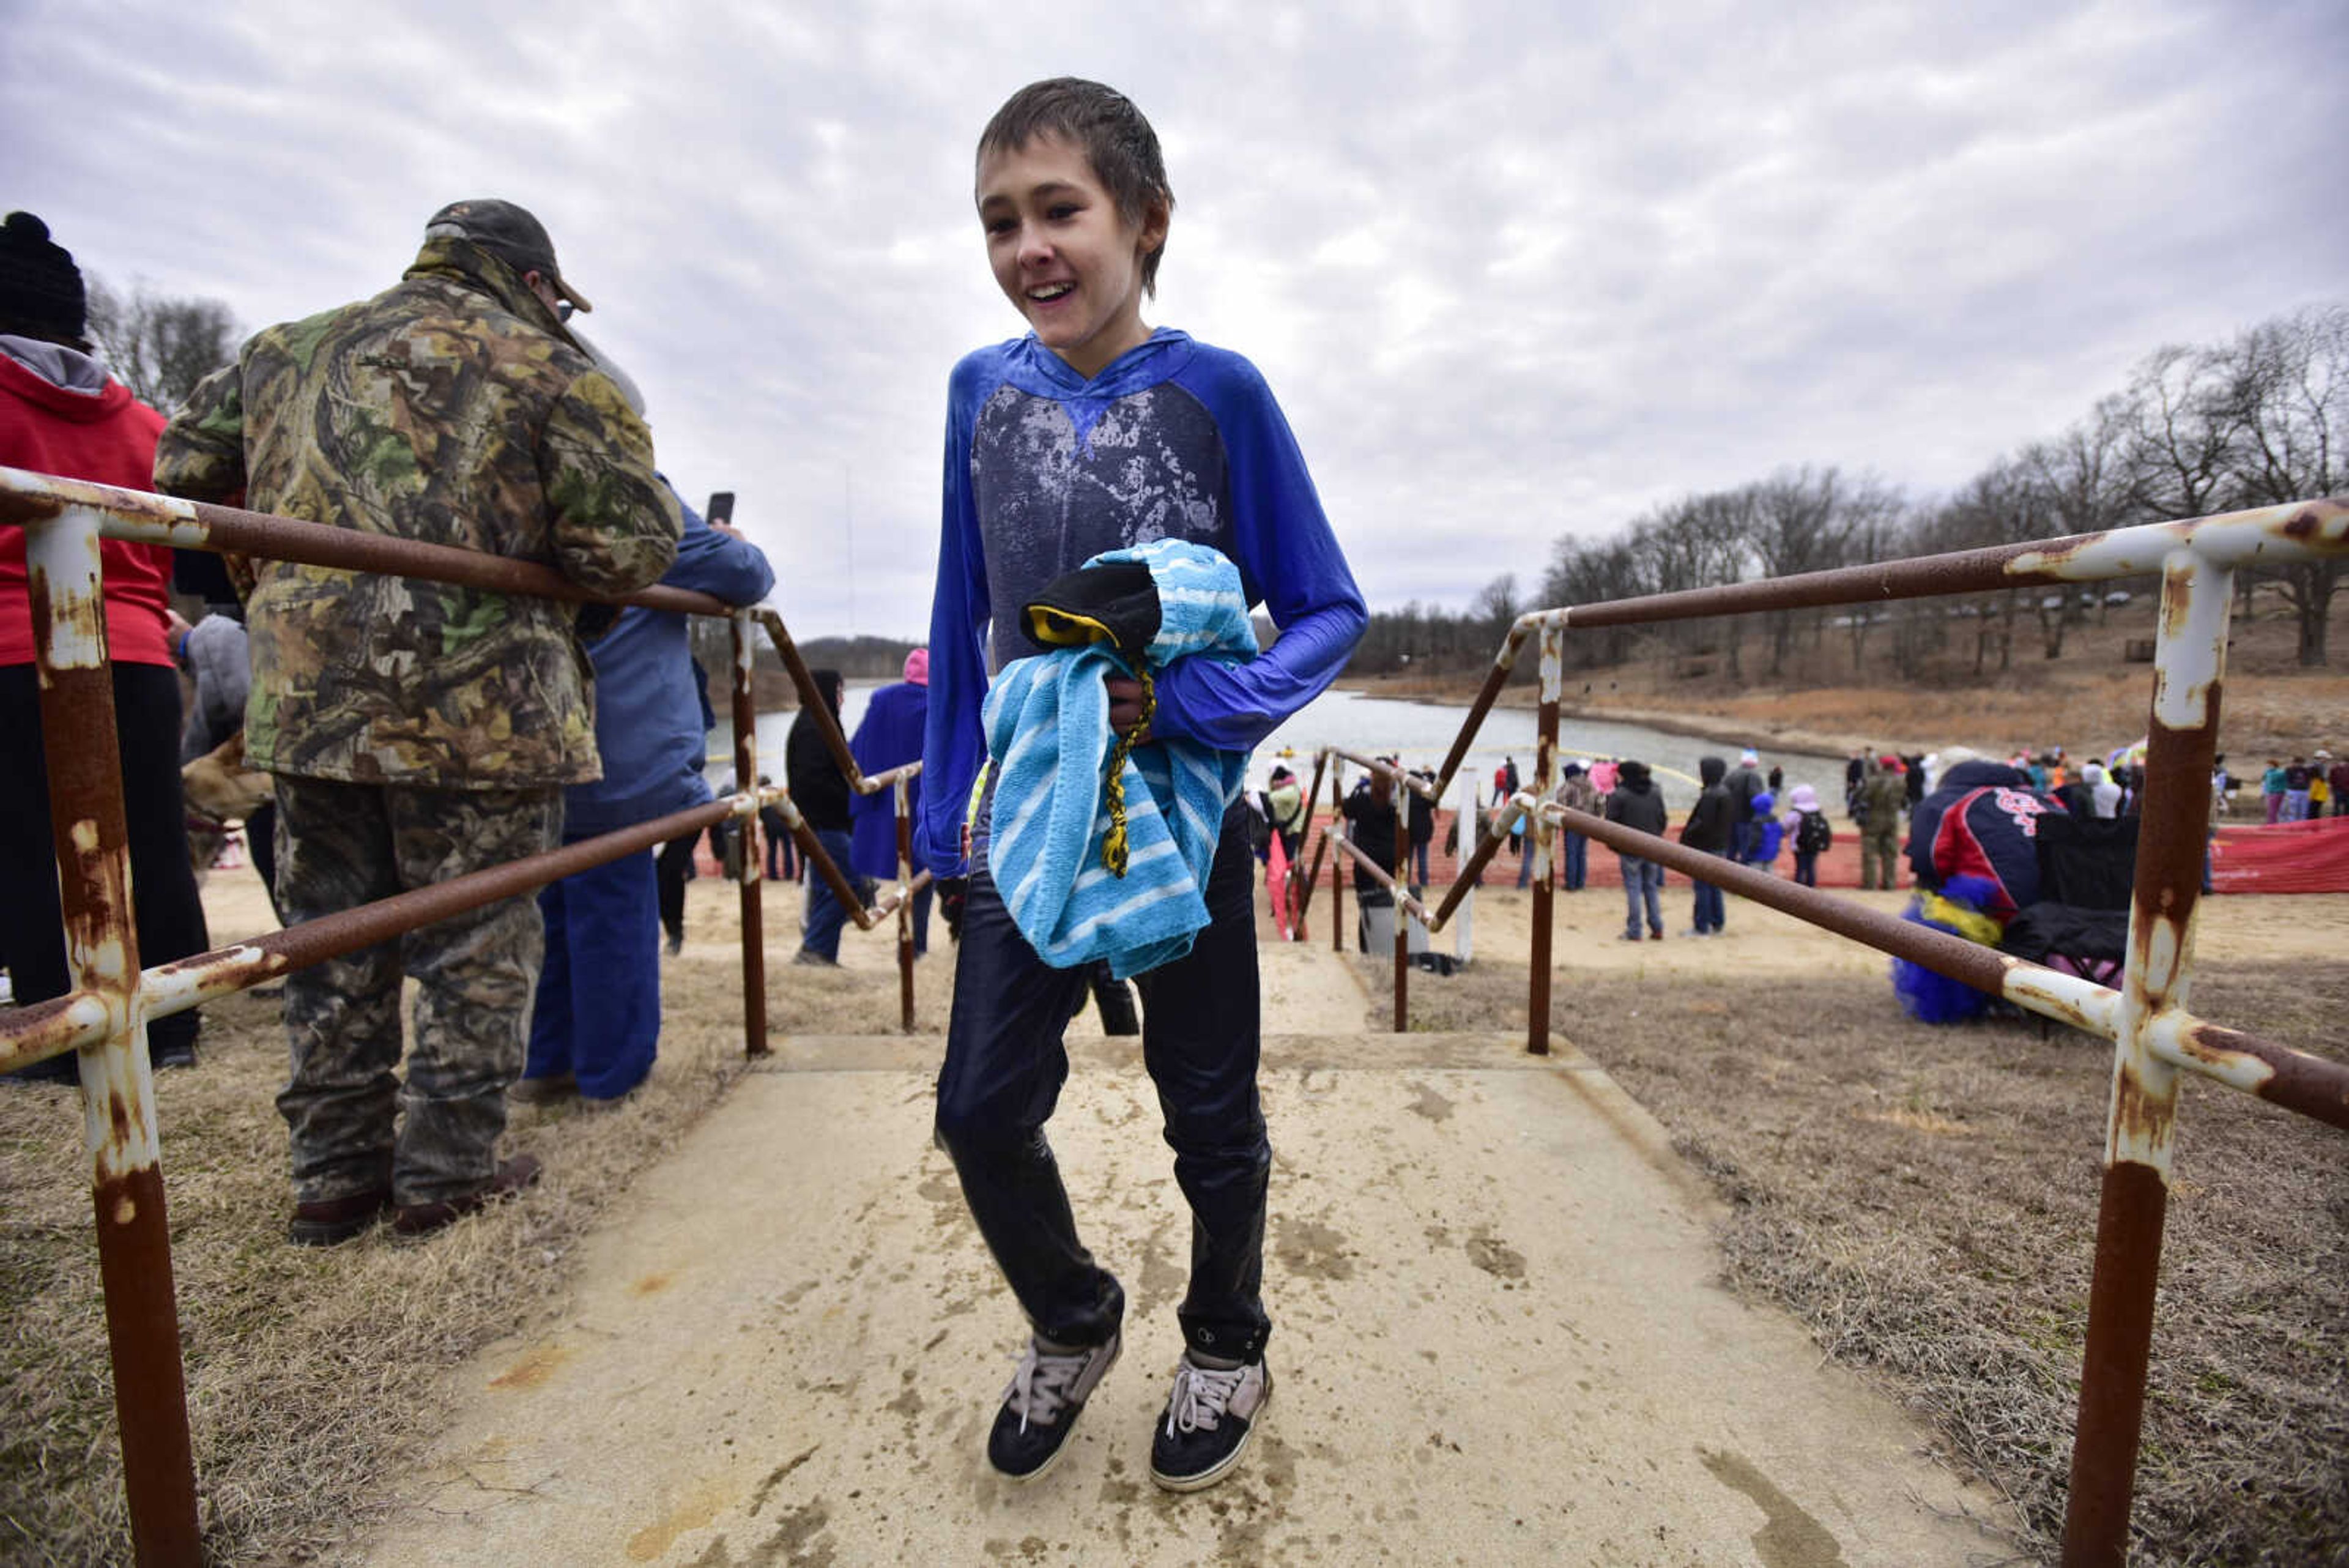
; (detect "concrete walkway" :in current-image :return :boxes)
[356,970,2015,1564]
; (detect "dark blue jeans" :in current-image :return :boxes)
[528,843,660,1099]
[934,803,1269,1361]
[1619,855,1664,937]
[800,827,856,960]
[1691,850,1727,933]
[1562,831,1587,890]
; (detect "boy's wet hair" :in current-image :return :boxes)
[979,77,1174,297]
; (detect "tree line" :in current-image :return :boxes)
[1357,302,2345,679]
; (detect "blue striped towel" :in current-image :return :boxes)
[981,539,1258,979]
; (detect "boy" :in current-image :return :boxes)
[922,78,1365,1492]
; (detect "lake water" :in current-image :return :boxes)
[725,683,1844,812]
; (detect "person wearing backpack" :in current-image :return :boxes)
[1787,783,1832,887]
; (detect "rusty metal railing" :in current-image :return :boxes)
[1285,494,2348,1567]
[0,466,929,1564]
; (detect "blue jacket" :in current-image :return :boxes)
[848,678,929,879]
[921,329,1366,874]
[565,482,774,837]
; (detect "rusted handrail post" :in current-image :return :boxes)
[895,775,916,1033]
[1327,757,1346,956]
[729,611,768,1059]
[1391,770,1409,1031]
[2060,545,2226,1566]
[28,506,200,1566]
[1527,623,1562,1055]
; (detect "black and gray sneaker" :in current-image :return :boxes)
[1149,1353,1271,1492]
[986,1331,1122,1482]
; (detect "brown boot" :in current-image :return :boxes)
[509,1071,577,1105]
[390,1154,543,1241]
[288,1186,393,1247]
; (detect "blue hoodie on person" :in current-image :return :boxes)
[563,481,774,837]
[921,329,1367,876]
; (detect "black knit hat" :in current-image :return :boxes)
[0,212,87,342]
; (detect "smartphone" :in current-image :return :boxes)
[706,491,736,527]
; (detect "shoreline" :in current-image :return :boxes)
[1334,680,1885,762]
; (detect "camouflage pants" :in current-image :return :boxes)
[1859,826,1903,891]
[272,776,562,1206]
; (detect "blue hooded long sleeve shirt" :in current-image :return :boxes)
[565,481,776,837]
[921,329,1365,875]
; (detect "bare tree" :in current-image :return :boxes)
[2124,343,2237,522]
[84,276,239,415]
[2017,401,2131,656]
[1937,459,2048,672]
[2213,304,2346,664]
[1469,572,1521,666]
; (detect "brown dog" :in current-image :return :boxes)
[182,732,273,879]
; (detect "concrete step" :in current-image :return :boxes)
[357,1030,2013,1565]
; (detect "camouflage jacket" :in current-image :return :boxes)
[153,236,681,788]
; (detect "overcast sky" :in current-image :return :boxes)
[8,0,2342,638]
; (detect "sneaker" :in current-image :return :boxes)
[1150,1353,1271,1492]
[1649,930,1664,941]
[987,1332,1121,1482]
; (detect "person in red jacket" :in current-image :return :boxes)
[0,211,208,1083]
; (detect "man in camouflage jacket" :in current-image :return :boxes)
[154,199,681,1244]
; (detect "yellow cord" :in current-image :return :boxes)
[1099,669,1157,878]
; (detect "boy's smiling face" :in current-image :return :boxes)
[976,132,1165,381]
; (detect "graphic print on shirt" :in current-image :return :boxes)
[970,382,1233,670]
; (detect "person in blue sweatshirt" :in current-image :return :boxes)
[517,383,774,1104]
[922,79,1365,1495]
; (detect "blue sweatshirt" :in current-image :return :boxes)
[565,481,775,838]
[921,329,1366,875]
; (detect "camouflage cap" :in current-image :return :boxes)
[423,198,592,313]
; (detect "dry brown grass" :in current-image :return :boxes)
[1404,953,2349,1568]
[0,956,761,1566]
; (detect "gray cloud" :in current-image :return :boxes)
[6,0,2340,634]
